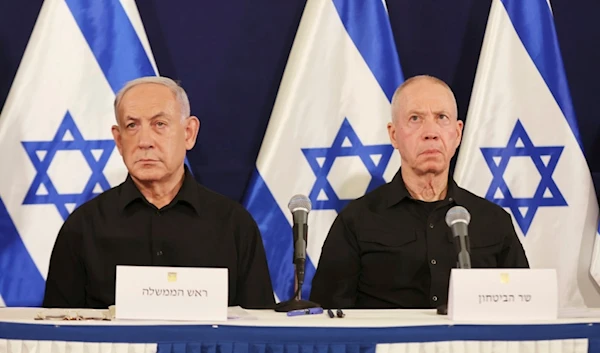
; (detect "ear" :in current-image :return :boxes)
[455,119,464,149]
[387,122,400,149]
[111,125,123,156]
[184,116,200,150]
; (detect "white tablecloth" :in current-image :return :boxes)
[1,307,599,353]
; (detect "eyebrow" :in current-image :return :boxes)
[406,109,452,116]
[125,112,166,121]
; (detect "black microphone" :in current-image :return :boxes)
[275,194,320,312]
[445,206,472,269]
[288,194,311,292]
[275,195,321,312]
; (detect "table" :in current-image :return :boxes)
[1,308,600,353]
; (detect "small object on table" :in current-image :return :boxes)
[286,307,323,317]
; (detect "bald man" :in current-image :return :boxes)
[310,75,528,309]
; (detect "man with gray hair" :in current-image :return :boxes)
[43,76,274,309]
[310,75,528,309]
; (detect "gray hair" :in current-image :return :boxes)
[114,76,191,122]
[390,75,457,123]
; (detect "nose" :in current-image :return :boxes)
[137,124,154,149]
[422,117,440,140]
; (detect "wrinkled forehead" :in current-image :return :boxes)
[117,84,179,119]
[399,81,457,116]
[119,83,177,107]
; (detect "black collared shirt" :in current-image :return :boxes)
[310,169,529,309]
[43,168,275,309]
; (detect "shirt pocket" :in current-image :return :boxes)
[357,227,418,250]
[448,230,503,267]
[356,228,423,288]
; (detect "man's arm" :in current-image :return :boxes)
[498,212,530,268]
[235,208,275,309]
[43,216,86,308]
[309,213,360,309]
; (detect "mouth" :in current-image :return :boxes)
[420,149,441,155]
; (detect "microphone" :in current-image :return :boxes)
[445,206,472,269]
[274,194,321,312]
[288,194,311,290]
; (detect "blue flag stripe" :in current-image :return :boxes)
[65,0,156,94]
[0,1,157,306]
[332,0,404,102]
[65,0,197,173]
[501,0,582,151]
[244,0,405,302]
[244,170,316,301]
[0,198,45,306]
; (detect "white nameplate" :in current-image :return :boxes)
[115,266,228,321]
[447,268,557,322]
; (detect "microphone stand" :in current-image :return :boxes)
[437,236,472,315]
[275,258,321,312]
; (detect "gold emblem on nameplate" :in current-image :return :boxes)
[500,273,510,284]
[167,272,177,282]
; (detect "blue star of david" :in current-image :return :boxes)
[302,118,394,213]
[21,111,115,221]
[481,119,567,235]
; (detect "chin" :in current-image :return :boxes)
[415,162,446,175]
[130,166,167,182]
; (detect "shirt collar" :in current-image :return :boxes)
[118,165,201,214]
[385,168,463,208]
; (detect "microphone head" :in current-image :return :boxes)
[445,205,471,227]
[288,194,311,213]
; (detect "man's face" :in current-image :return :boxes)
[112,83,198,183]
[387,80,463,176]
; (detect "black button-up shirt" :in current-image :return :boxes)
[43,168,274,309]
[310,169,529,309]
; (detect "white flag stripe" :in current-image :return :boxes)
[118,0,159,75]
[244,0,403,300]
[0,0,156,306]
[258,1,399,264]
[0,1,120,278]
[454,0,600,308]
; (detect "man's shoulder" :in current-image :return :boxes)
[57,181,125,232]
[191,182,257,224]
[197,183,249,212]
[67,181,125,219]
[338,180,393,216]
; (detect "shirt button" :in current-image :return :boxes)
[431,259,437,265]
[448,197,453,202]
[429,223,434,229]
[156,211,161,216]
[432,296,438,302]
[156,250,163,256]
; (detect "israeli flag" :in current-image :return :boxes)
[454,0,600,308]
[243,0,404,301]
[0,0,157,306]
